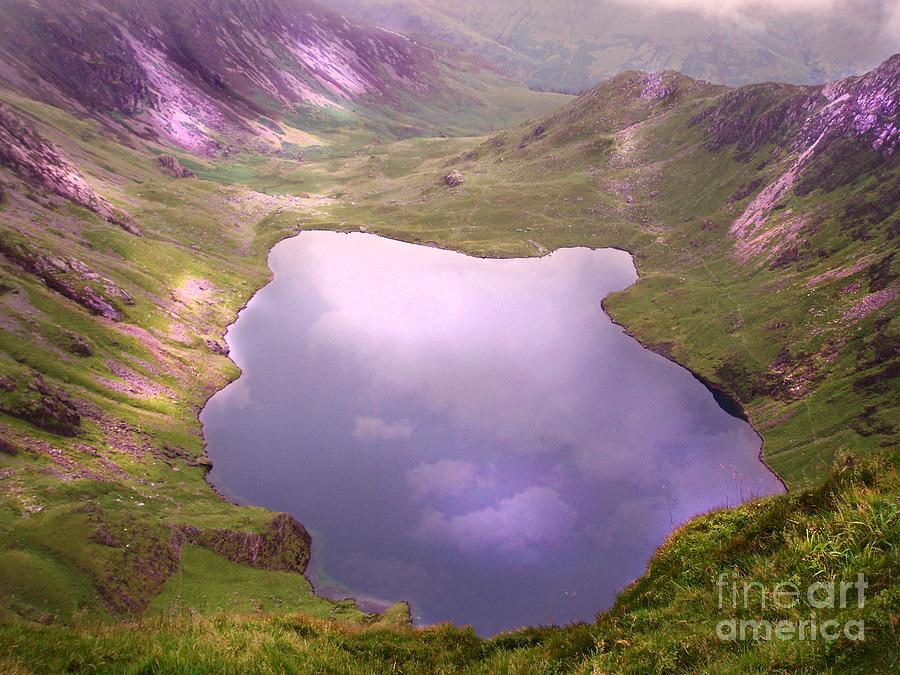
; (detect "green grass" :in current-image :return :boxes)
[147,546,365,622]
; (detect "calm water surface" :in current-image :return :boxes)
[202,231,783,635]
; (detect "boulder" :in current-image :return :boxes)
[445,170,464,187]
[156,154,194,178]
[61,330,93,357]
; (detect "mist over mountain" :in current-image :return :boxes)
[330,0,900,91]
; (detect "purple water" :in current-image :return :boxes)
[202,231,783,635]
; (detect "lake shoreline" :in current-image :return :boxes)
[198,228,785,633]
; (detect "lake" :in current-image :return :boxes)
[201,231,783,635]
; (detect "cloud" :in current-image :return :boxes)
[304,238,643,467]
[416,486,577,555]
[619,0,900,41]
[622,0,834,15]
[352,416,413,441]
[405,459,481,499]
[885,3,900,42]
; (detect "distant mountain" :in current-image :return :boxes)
[330,0,900,91]
[0,0,564,153]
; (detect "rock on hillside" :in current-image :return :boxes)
[157,154,194,178]
[445,169,464,187]
[0,234,135,321]
[0,103,138,233]
[176,513,313,574]
[0,373,81,437]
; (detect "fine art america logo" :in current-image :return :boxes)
[715,570,868,642]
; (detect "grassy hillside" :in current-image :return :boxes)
[0,46,897,674]
[0,93,397,626]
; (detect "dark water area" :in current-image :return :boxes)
[202,231,783,635]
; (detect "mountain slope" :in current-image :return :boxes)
[330,0,900,91]
[0,0,566,152]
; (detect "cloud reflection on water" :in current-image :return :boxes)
[203,231,783,634]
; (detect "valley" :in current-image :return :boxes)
[329,0,900,90]
[0,0,896,671]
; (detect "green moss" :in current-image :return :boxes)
[147,545,362,621]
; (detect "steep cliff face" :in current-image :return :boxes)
[0,0,543,152]
[176,513,313,574]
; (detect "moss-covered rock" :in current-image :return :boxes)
[0,372,80,436]
[176,513,312,574]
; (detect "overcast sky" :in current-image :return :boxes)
[623,0,900,40]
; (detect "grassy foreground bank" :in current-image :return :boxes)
[1,453,896,673]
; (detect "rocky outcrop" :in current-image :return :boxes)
[0,373,80,436]
[175,513,312,574]
[445,169,465,187]
[0,103,138,233]
[691,84,821,158]
[712,55,899,261]
[695,54,899,162]
[82,505,182,617]
[156,154,194,178]
[0,235,134,321]
[805,54,900,159]
[640,72,675,100]
[205,339,229,355]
